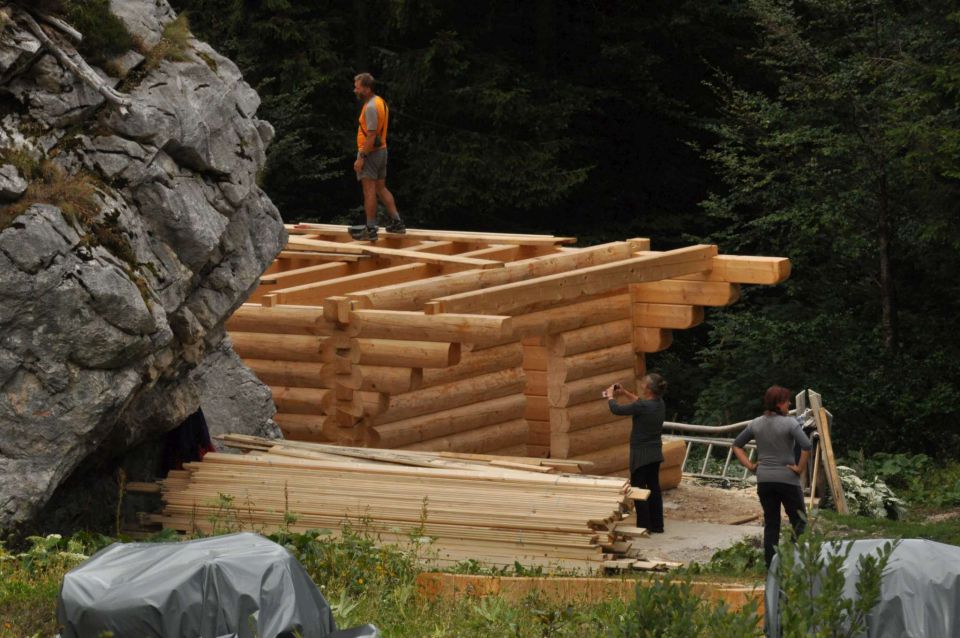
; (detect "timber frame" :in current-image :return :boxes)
[227,223,790,477]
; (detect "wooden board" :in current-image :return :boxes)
[809,391,847,514]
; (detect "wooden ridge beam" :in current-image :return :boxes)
[427,245,719,316]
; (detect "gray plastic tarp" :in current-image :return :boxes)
[765,538,960,638]
[57,532,341,638]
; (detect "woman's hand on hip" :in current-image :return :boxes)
[786,463,802,475]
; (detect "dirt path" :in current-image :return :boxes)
[662,480,763,525]
[628,480,766,565]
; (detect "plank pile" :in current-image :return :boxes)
[227,224,790,479]
[155,435,650,571]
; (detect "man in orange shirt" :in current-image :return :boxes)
[352,73,405,241]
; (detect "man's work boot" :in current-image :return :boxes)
[384,216,406,234]
[348,224,378,241]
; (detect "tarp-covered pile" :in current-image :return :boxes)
[57,532,377,638]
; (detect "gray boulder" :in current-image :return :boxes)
[0,164,26,201]
[0,0,285,530]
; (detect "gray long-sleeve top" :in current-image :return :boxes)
[608,398,665,471]
[733,414,812,487]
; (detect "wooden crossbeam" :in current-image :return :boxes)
[347,242,634,311]
[263,263,440,306]
[259,262,359,287]
[277,250,370,262]
[289,223,577,246]
[286,237,505,269]
[426,245,718,316]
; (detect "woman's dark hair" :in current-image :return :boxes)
[763,385,792,415]
[644,373,667,397]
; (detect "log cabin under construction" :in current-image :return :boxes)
[226,224,790,484]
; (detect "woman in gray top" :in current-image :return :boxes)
[605,373,667,533]
[733,385,812,568]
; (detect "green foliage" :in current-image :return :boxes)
[834,466,907,520]
[774,535,895,638]
[817,509,960,546]
[843,453,960,509]
[696,0,960,457]
[609,577,761,638]
[63,0,134,65]
[680,538,766,579]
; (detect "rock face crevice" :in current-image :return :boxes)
[0,0,284,529]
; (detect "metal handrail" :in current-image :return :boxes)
[663,409,800,435]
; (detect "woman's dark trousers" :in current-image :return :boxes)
[630,462,663,532]
[758,481,807,568]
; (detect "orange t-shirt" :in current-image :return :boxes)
[357,95,389,151]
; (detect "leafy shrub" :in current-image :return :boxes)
[773,535,895,638]
[846,452,960,509]
[609,577,762,638]
[836,466,907,520]
[680,537,765,578]
[63,0,134,65]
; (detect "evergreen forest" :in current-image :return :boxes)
[172,0,960,459]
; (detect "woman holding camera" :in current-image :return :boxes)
[732,385,812,568]
[605,373,668,533]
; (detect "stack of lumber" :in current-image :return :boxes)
[227,224,790,480]
[155,435,649,571]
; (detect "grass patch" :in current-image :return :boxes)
[815,509,960,546]
[119,14,193,93]
[0,161,152,303]
[1,159,98,231]
[145,14,192,68]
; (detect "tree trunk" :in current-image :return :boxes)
[877,171,898,353]
[353,0,368,70]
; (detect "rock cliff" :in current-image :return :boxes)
[0,0,284,530]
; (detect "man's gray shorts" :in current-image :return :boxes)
[357,149,387,181]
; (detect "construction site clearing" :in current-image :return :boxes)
[142,224,817,576]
